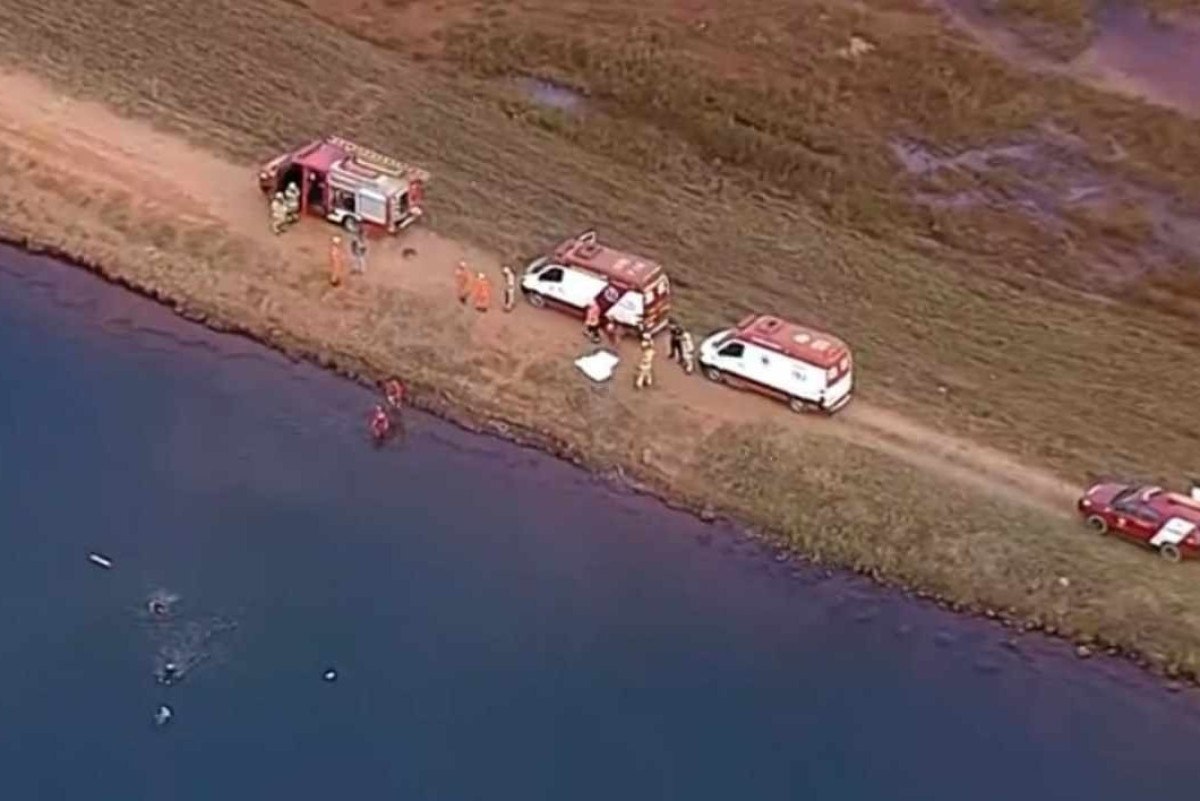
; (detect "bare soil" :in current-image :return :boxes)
[1,0,1200,677]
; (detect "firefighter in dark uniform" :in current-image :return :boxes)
[667,320,684,364]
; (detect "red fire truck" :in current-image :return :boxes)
[257,136,429,235]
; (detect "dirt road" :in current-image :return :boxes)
[0,69,1079,515]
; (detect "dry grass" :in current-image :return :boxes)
[990,0,1096,57]
[1063,200,1156,244]
[437,2,1200,231]
[693,420,1200,673]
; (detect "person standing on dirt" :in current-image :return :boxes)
[455,261,472,305]
[584,300,601,344]
[634,340,656,390]
[328,235,346,287]
[270,192,288,235]
[501,265,516,312]
[679,328,696,375]
[473,272,492,313]
[283,182,301,225]
[637,320,653,350]
[350,229,367,276]
[667,320,684,364]
[603,317,620,348]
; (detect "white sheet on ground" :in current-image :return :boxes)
[574,350,620,382]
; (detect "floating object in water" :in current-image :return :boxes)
[154,704,173,727]
[146,590,179,619]
[87,552,113,569]
[159,660,180,686]
[323,668,338,682]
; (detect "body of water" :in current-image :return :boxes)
[0,245,1197,799]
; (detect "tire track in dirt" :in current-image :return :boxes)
[0,68,1080,518]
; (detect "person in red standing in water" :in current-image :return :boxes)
[369,404,392,443]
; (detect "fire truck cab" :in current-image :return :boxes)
[257,136,429,234]
[520,230,671,334]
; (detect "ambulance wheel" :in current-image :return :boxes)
[1159,543,1182,563]
[703,366,723,383]
[526,292,545,308]
[1084,514,1108,534]
[788,397,810,414]
[342,217,361,235]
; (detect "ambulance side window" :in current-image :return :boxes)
[540,267,564,283]
[718,342,744,358]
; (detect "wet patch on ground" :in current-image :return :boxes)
[933,0,1200,117]
[514,76,589,114]
[892,124,1200,292]
[1076,3,1200,115]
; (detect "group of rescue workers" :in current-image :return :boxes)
[270,180,369,287]
[451,260,519,313]
[370,377,406,443]
[583,298,695,390]
[269,182,302,235]
[265,188,696,434]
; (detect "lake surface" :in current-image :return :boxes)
[1,244,1198,799]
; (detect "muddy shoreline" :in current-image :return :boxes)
[5,231,1196,692]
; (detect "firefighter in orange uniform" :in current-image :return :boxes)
[328,235,346,287]
[455,261,472,305]
[584,301,601,344]
[473,272,492,312]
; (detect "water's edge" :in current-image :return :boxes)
[4,232,1195,692]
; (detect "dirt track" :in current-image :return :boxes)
[0,70,1079,515]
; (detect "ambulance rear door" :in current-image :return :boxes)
[605,285,643,327]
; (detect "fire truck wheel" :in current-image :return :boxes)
[525,292,545,308]
[703,366,723,383]
[342,217,361,234]
[1159,543,1182,563]
[788,397,810,414]
[1084,514,1109,534]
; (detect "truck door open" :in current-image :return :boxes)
[305,171,326,213]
